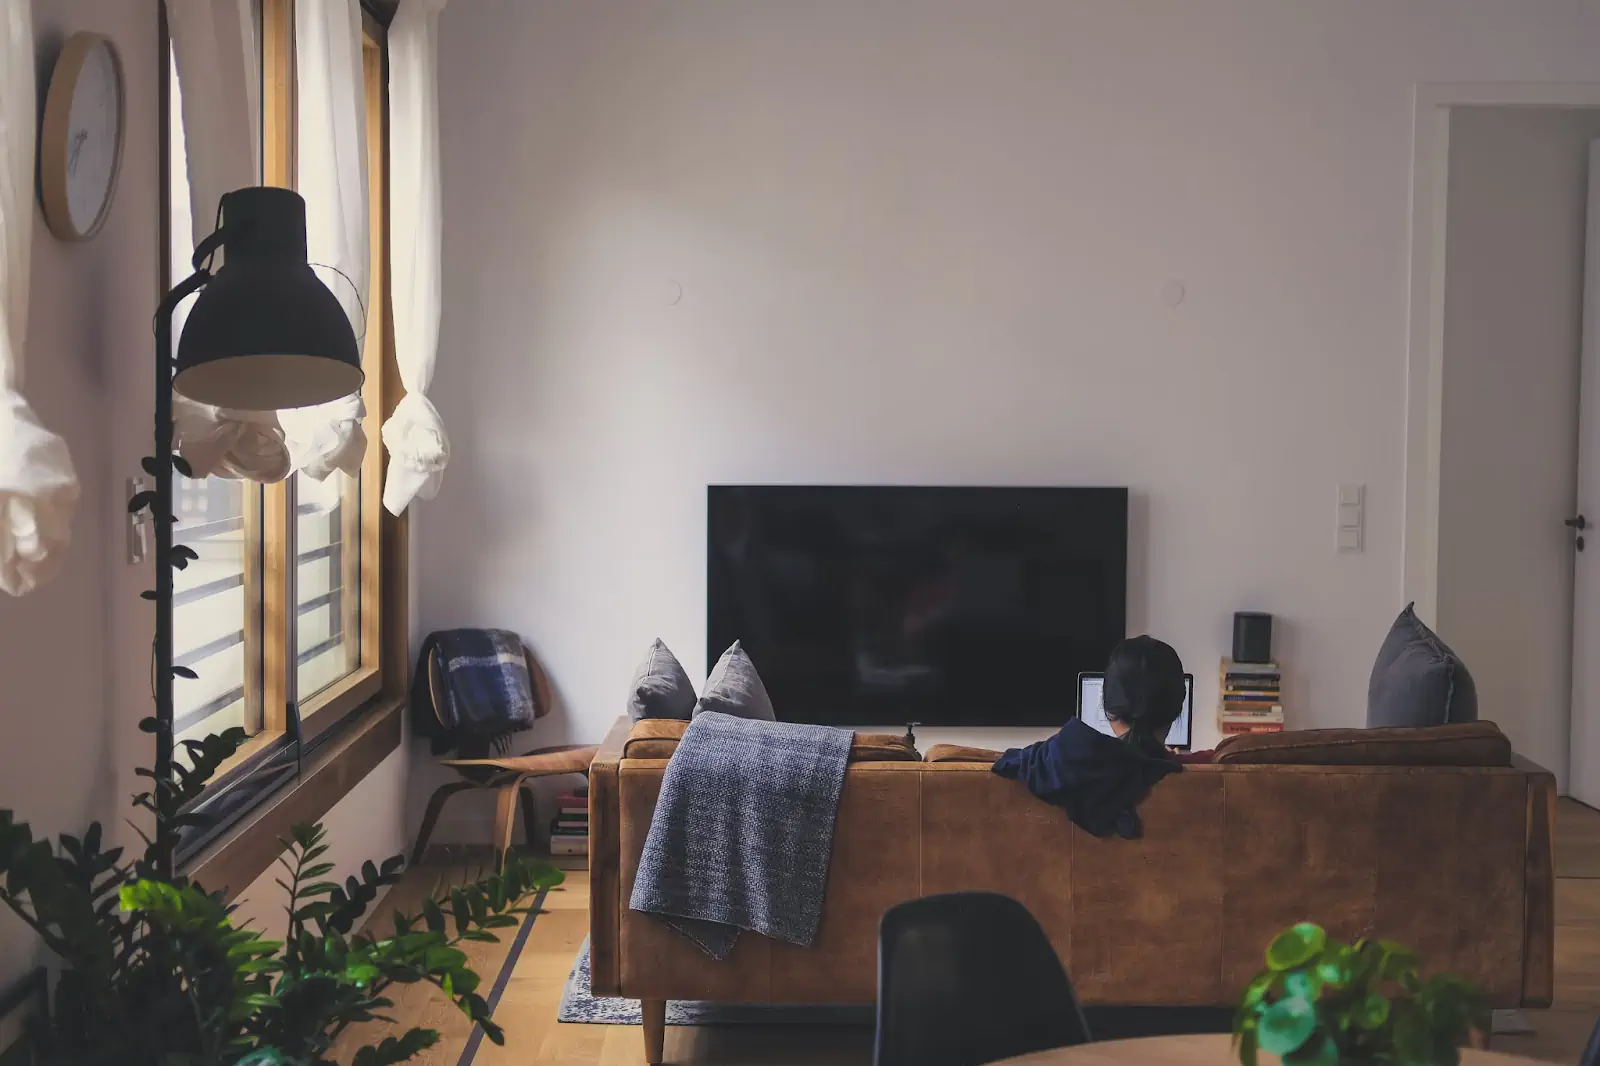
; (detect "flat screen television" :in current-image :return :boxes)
[706,485,1128,727]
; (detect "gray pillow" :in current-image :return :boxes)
[1367,603,1478,727]
[695,641,776,721]
[626,639,696,722]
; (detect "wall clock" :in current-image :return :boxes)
[39,33,125,242]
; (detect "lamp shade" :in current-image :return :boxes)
[173,187,363,410]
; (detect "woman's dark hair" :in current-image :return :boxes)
[1102,635,1186,757]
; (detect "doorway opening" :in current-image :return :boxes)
[1404,85,1600,795]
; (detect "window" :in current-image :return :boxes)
[164,0,395,855]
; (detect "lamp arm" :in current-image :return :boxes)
[148,265,211,878]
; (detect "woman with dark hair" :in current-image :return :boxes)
[992,634,1207,838]
[1102,635,1215,763]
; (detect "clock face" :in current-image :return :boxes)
[40,34,124,241]
[65,40,122,234]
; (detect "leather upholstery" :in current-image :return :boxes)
[925,743,1005,763]
[621,719,919,762]
[592,717,1554,1010]
[1213,721,1511,766]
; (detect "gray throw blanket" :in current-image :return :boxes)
[627,711,853,959]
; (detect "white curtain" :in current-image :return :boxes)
[166,0,292,482]
[382,0,449,516]
[0,0,79,596]
[280,0,368,481]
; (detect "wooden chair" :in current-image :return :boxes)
[410,648,599,866]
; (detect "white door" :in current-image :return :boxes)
[1568,140,1600,806]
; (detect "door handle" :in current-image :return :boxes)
[1568,515,1588,530]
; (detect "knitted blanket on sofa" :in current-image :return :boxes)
[627,711,852,960]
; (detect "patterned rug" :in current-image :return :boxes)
[556,937,872,1026]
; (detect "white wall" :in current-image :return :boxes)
[1436,106,1600,787]
[415,0,1600,807]
[0,0,163,994]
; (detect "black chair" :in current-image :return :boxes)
[874,892,1091,1066]
[1581,1014,1600,1066]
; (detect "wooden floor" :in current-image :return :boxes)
[339,803,1600,1066]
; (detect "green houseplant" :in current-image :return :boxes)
[0,723,563,1066]
[1234,923,1489,1066]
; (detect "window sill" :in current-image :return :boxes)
[184,694,405,899]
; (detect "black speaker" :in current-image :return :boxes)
[1232,612,1273,664]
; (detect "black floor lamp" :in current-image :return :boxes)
[141,186,362,876]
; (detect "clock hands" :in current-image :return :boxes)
[67,130,88,177]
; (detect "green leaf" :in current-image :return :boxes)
[1284,970,1321,1003]
[1283,1033,1338,1066]
[1235,1026,1260,1066]
[236,1050,287,1066]
[1257,997,1317,1056]
[1355,993,1391,1030]
[1266,924,1327,972]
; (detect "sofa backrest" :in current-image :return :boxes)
[621,717,919,762]
[1213,721,1511,766]
[594,713,1554,1013]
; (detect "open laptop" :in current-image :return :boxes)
[1076,671,1194,751]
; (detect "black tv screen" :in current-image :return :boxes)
[706,486,1128,727]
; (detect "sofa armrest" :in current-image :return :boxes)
[588,716,632,996]
[1514,752,1557,1007]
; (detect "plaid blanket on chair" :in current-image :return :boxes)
[410,629,538,755]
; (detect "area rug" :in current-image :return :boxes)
[556,937,872,1026]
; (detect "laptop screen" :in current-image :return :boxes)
[1077,672,1194,750]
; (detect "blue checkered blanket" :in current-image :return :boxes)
[411,628,537,755]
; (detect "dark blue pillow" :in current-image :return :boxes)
[1366,604,1478,727]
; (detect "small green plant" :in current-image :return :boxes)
[1234,923,1489,1066]
[0,721,565,1065]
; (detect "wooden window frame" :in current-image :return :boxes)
[163,0,410,896]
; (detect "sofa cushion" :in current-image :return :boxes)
[1213,721,1510,766]
[626,639,697,722]
[622,719,919,762]
[925,743,1004,763]
[694,641,776,721]
[1367,603,1478,727]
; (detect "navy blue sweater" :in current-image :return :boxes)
[991,719,1181,839]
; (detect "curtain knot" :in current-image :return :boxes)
[173,394,292,483]
[281,392,367,481]
[380,391,448,514]
[0,390,80,597]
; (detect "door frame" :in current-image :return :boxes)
[1402,83,1600,620]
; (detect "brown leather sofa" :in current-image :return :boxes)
[589,718,1555,1064]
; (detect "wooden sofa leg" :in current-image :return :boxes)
[641,999,666,1065]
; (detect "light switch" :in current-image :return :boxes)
[1337,483,1364,554]
[127,475,150,564]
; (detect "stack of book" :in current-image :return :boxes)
[549,786,589,857]
[1219,658,1285,735]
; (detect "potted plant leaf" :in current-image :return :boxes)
[1234,922,1490,1066]
[0,722,564,1065]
